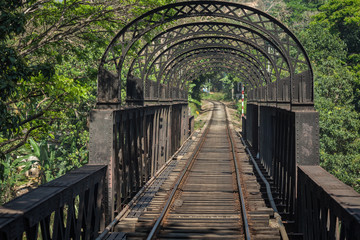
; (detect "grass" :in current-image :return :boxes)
[202,92,226,101]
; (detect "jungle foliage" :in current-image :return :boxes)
[1,0,360,204]
[297,0,360,192]
[0,0,174,204]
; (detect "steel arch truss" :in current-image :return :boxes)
[98,0,313,108]
[180,60,259,90]
[128,22,290,82]
[144,36,278,96]
[169,50,266,89]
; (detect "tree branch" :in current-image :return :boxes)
[19,93,65,126]
[2,126,42,155]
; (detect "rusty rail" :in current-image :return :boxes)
[0,165,107,240]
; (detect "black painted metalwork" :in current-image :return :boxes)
[140,36,278,100]
[164,51,266,89]
[4,2,360,240]
[128,21,290,89]
[98,0,313,106]
[178,60,258,90]
[297,166,360,240]
[88,103,189,223]
[0,165,107,240]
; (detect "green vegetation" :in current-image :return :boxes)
[285,0,360,192]
[0,0,174,204]
[202,92,227,101]
[187,67,244,119]
[1,0,359,204]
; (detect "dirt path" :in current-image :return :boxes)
[194,100,242,131]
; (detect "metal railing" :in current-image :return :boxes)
[243,99,360,239]
[297,166,360,240]
[0,165,107,240]
[89,103,190,224]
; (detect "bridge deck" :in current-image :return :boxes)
[108,102,280,239]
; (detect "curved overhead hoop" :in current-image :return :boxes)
[127,40,275,101]
[165,52,264,88]
[168,63,250,100]
[126,48,265,101]
[98,0,313,107]
[128,21,290,81]
[179,59,258,89]
[182,64,249,89]
[144,41,275,100]
[146,36,278,83]
[163,48,269,84]
[165,63,248,101]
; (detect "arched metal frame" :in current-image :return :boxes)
[183,64,247,88]
[127,41,273,101]
[146,36,279,84]
[175,62,251,99]
[128,21,290,82]
[171,53,264,86]
[98,0,313,108]
[142,37,278,101]
[163,53,263,100]
[180,60,256,89]
[162,47,269,84]
[168,51,264,89]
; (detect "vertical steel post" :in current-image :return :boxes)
[241,84,245,117]
[89,110,116,225]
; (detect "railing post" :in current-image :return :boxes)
[245,103,259,152]
[189,115,194,136]
[293,109,320,234]
[180,104,189,144]
[293,110,319,165]
[89,109,116,225]
[259,106,275,175]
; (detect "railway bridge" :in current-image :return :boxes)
[1,1,360,239]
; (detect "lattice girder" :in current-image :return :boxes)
[128,21,291,85]
[166,51,264,89]
[179,59,258,89]
[98,0,313,107]
[145,36,278,89]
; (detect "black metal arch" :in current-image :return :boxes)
[172,55,260,88]
[182,63,248,89]
[144,41,275,101]
[166,62,252,100]
[128,21,290,82]
[126,47,267,101]
[166,52,264,88]
[146,36,278,87]
[162,47,270,84]
[147,36,278,79]
[127,40,275,102]
[179,59,258,89]
[98,0,313,107]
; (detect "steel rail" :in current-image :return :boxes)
[145,103,215,240]
[96,128,198,240]
[223,102,251,240]
[146,101,252,239]
[240,134,289,240]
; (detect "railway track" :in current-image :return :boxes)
[146,101,250,239]
[104,101,280,240]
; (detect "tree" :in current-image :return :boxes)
[0,0,175,203]
[314,0,360,56]
[299,2,360,192]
